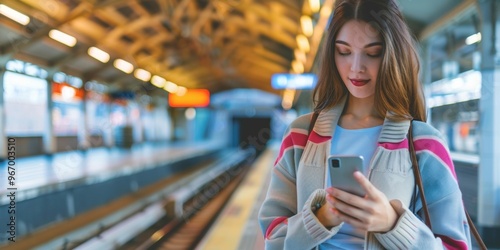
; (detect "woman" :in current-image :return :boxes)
[258,0,471,249]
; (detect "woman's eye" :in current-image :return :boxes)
[367,49,382,58]
[367,53,381,58]
[338,51,350,56]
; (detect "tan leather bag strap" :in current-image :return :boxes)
[408,121,432,229]
[408,121,487,250]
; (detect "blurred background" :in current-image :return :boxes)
[0,0,498,249]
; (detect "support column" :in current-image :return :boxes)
[168,107,181,141]
[0,70,6,160]
[78,91,89,150]
[103,102,114,147]
[478,0,500,247]
[44,77,56,154]
[421,41,433,123]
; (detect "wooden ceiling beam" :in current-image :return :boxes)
[1,0,93,55]
[191,2,217,39]
[236,57,287,73]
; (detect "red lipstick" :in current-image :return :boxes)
[350,79,369,87]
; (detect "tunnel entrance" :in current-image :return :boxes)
[232,117,271,153]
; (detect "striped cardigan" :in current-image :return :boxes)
[258,102,471,249]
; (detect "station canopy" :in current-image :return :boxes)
[0,0,466,97]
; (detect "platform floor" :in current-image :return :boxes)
[196,142,278,250]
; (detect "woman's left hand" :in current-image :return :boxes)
[325,171,398,233]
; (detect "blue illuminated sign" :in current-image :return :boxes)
[271,73,318,89]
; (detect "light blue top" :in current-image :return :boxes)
[320,125,382,250]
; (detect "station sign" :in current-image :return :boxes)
[271,73,318,89]
[52,82,84,100]
[169,89,210,108]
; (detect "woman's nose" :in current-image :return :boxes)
[350,54,365,72]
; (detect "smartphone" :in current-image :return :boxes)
[326,155,365,197]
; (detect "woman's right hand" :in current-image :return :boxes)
[315,192,343,228]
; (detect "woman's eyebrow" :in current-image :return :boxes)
[335,40,383,48]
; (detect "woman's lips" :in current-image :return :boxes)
[350,79,369,87]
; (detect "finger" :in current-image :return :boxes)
[353,171,378,197]
[329,187,365,208]
[325,194,335,205]
[331,196,368,221]
[331,207,366,230]
[327,186,360,198]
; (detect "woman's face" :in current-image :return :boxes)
[334,20,383,99]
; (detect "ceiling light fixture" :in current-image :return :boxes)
[151,75,166,88]
[113,59,134,74]
[0,4,30,25]
[134,68,151,82]
[309,0,320,13]
[295,49,307,64]
[301,16,313,37]
[48,29,77,47]
[87,47,110,63]
[465,32,481,45]
[296,34,310,53]
[292,60,304,74]
[320,5,333,17]
[282,88,296,110]
[163,81,178,93]
[176,86,187,96]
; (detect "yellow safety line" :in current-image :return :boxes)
[198,147,276,250]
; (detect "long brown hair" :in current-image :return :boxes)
[312,0,426,122]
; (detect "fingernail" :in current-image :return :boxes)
[330,189,337,196]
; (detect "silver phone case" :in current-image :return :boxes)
[326,155,365,197]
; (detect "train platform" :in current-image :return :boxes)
[0,139,227,247]
[0,139,226,203]
[196,142,278,250]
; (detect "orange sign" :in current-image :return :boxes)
[52,82,84,100]
[169,89,210,107]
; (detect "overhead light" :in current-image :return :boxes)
[296,34,310,53]
[87,47,110,63]
[176,86,187,96]
[295,49,307,64]
[291,60,304,74]
[48,29,77,47]
[465,32,481,45]
[0,4,30,25]
[151,75,166,88]
[134,68,151,82]
[113,59,134,74]
[320,5,333,17]
[163,81,178,93]
[309,0,320,13]
[301,16,313,37]
[282,88,296,110]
